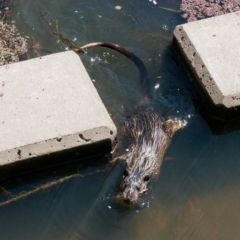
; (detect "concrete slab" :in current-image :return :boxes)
[0,51,117,170]
[173,11,240,109]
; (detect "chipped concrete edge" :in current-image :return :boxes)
[173,25,224,106]
[0,125,117,166]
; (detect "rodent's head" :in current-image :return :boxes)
[120,168,151,204]
[119,151,157,204]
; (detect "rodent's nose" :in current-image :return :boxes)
[123,189,138,204]
[124,198,131,204]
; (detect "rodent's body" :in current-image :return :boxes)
[119,110,183,203]
[79,42,184,205]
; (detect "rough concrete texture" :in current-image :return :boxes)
[0,51,117,167]
[173,11,240,108]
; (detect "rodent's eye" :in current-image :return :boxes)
[123,169,129,177]
[143,175,150,182]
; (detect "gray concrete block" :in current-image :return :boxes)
[0,51,117,169]
[173,11,240,109]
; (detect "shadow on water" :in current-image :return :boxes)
[0,153,154,240]
[1,0,240,239]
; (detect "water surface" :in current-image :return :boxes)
[1,0,240,239]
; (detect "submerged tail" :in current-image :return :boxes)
[80,42,151,99]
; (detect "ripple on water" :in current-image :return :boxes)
[8,0,240,240]
[75,161,156,240]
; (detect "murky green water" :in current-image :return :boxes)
[1,0,240,239]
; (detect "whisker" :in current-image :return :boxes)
[137,198,144,203]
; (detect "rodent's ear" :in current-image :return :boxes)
[163,118,174,136]
[163,118,184,137]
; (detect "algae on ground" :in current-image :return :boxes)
[0,0,28,65]
[181,0,240,22]
[0,21,28,65]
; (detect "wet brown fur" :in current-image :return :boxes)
[116,111,184,204]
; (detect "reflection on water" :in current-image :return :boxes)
[0,0,240,239]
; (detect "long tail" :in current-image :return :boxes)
[80,42,151,99]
